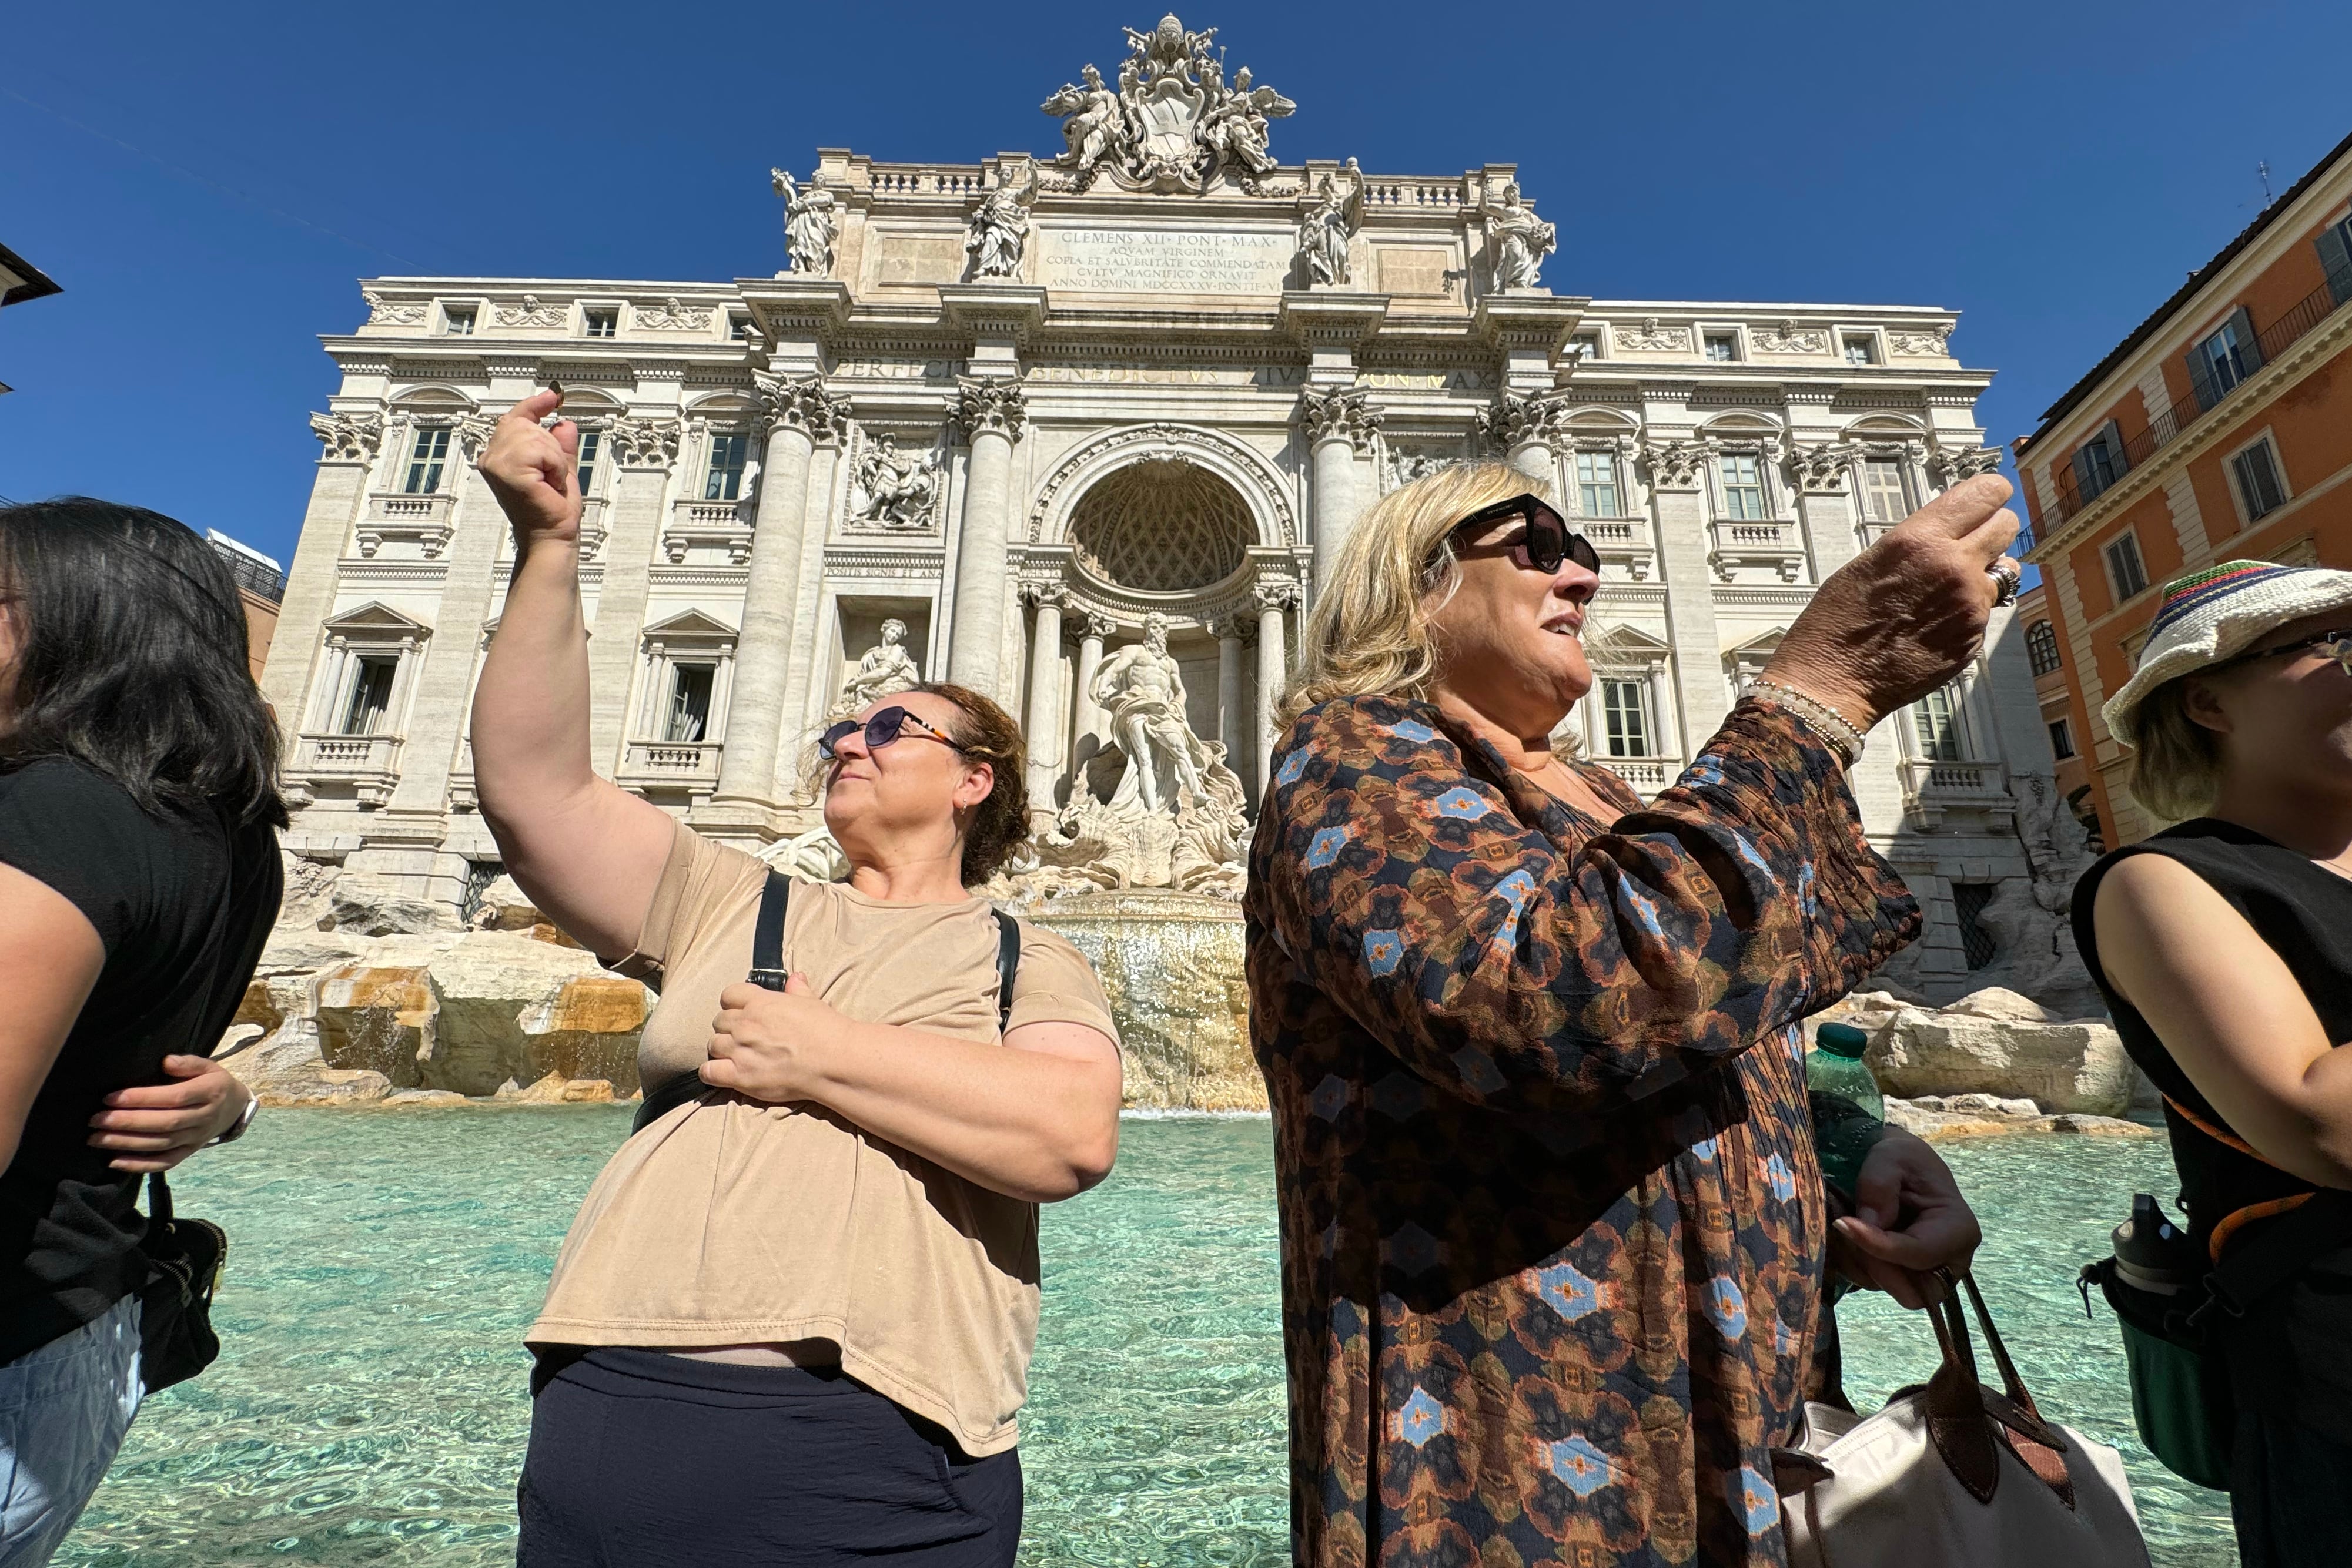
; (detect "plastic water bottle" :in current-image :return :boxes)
[2109,1193,2200,1296]
[1807,1023,1885,1201]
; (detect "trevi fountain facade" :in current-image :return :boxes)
[249,14,2092,1111]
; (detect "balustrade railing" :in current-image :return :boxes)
[295,733,402,774]
[622,740,722,784]
[2039,279,2350,535]
[1901,758,2006,796]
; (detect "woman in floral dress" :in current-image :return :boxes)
[1248,461,2014,1567]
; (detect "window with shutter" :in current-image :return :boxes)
[703,433,748,501]
[2104,531,2149,602]
[403,427,450,494]
[1911,686,1964,762]
[664,664,716,742]
[2318,219,2352,309]
[1602,679,1652,758]
[2231,438,2287,521]
[2048,718,2076,759]
[2190,310,2260,410]
[2072,420,2126,502]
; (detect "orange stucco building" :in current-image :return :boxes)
[2016,130,2352,847]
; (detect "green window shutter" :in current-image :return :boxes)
[2100,417,2129,478]
[2229,304,2263,376]
[2185,344,2221,413]
[2318,222,2352,308]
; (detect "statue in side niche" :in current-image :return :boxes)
[829,619,922,718]
[1092,613,1212,818]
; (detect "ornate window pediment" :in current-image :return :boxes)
[322,602,432,637]
[641,608,740,645]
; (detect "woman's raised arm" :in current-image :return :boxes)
[472,391,675,959]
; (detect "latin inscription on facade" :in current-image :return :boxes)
[1038,226,1293,294]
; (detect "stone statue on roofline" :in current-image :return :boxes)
[966,162,1038,281]
[1040,14,1296,193]
[1297,161,1361,287]
[1484,180,1556,291]
[771,167,838,277]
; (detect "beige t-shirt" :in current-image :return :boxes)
[528,822,1119,1456]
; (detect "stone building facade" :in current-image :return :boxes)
[260,14,2059,1000]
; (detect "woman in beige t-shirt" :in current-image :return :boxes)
[473,392,1123,1567]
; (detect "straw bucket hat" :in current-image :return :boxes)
[2102,559,2352,748]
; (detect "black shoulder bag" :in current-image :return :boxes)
[631,872,1021,1134]
[138,1170,228,1392]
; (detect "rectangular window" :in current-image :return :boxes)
[2075,428,2124,501]
[1862,458,1911,522]
[340,656,398,736]
[1721,454,1768,520]
[1703,333,1738,363]
[703,433,748,501]
[664,664,715,743]
[2196,320,2250,400]
[443,305,475,336]
[1574,451,1621,517]
[2027,619,2062,676]
[583,307,618,339]
[2048,718,2076,759]
[1843,334,1878,366]
[2104,531,2149,602]
[574,428,601,496]
[402,427,450,494]
[728,312,754,341]
[2231,438,2286,521]
[1911,686,1963,762]
[1602,679,1652,758]
[1567,333,1600,363]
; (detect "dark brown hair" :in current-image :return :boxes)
[913,681,1031,884]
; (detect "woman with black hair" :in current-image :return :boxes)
[0,498,285,1565]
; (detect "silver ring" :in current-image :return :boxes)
[1986,558,2021,608]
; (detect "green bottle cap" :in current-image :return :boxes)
[1815,1022,1871,1058]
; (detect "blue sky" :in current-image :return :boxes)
[3,0,2348,569]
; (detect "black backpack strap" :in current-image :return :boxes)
[633,871,792,1134]
[2193,1189,2352,1328]
[993,909,1020,1031]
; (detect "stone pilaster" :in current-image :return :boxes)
[706,371,847,829]
[584,414,681,776]
[383,423,505,822]
[1638,431,1732,745]
[1022,584,1066,814]
[265,413,382,739]
[945,378,1029,699]
[1297,386,1380,593]
[1253,581,1297,799]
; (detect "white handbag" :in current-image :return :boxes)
[1779,1272,2151,1568]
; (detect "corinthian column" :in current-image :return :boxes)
[587,414,683,775]
[1022,584,1066,813]
[708,371,848,822]
[1072,613,1112,753]
[1483,391,1569,487]
[1297,387,1380,596]
[945,378,1028,699]
[1253,581,1298,800]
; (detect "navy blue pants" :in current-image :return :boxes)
[518,1349,1021,1567]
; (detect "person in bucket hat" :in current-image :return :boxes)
[2072,558,2352,1565]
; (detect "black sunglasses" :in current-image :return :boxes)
[2217,627,2352,674]
[817,705,963,762]
[1446,497,1601,577]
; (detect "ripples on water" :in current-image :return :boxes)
[59,1113,2231,1566]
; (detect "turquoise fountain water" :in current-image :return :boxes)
[56,1113,2234,1567]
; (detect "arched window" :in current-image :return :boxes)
[2026,619,2062,676]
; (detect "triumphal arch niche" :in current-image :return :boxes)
[270,11,2065,997]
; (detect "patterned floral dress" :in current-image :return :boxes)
[1245,694,1920,1568]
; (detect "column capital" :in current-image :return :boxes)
[310,411,384,464]
[1635,437,1712,491]
[1253,579,1301,614]
[1784,439,1860,494]
[1079,612,1116,642]
[1297,385,1382,453]
[457,413,498,463]
[952,377,1029,442]
[1479,389,1574,454]
[1202,615,1249,642]
[751,370,851,444]
[1021,581,1068,610]
[607,415,683,471]
[1929,444,2003,487]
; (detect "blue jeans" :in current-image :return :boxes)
[0,1298,143,1568]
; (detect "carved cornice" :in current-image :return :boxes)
[1637,438,1713,491]
[1785,440,1860,493]
[1297,385,1381,451]
[607,416,683,470]
[752,370,852,443]
[1754,320,1828,354]
[636,297,713,331]
[952,377,1031,441]
[491,295,568,329]
[1614,317,1690,353]
[310,411,385,463]
[362,289,427,328]
[1890,326,1953,357]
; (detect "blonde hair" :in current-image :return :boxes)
[2125,675,2224,823]
[1279,460,1618,724]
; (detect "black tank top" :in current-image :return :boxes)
[2073,817,2352,1440]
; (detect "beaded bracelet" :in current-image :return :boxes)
[1747,679,1866,768]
